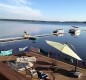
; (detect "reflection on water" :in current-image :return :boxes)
[0,21,43,37]
[56,33,65,37]
[69,32,81,37]
[0,21,86,60]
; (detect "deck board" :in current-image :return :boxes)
[0,62,30,80]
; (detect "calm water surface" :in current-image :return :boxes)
[0,21,86,61]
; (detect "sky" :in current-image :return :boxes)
[0,0,86,21]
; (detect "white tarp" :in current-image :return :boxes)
[19,46,28,51]
[16,56,36,63]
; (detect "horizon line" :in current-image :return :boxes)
[0,18,86,22]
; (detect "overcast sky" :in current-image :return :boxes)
[0,0,86,21]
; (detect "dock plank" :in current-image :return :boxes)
[0,62,30,80]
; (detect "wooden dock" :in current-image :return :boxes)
[0,37,24,42]
[0,33,52,42]
[0,33,65,42]
[26,51,86,80]
[0,51,86,80]
[0,62,30,80]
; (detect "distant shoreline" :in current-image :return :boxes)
[0,19,86,23]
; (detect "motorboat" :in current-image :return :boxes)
[23,31,30,38]
[69,26,80,33]
[23,31,38,40]
[53,29,64,35]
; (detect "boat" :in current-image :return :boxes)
[23,31,37,40]
[69,26,80,33]
[53,29,64,35]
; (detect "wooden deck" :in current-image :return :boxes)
[26,51,86,80]
[0,51,86,80]
[0,62,30,80]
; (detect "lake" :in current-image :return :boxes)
[0,20,86,62]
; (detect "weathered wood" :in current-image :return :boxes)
[0,62,30,80]
[0,53,27,61]
[0,55,17,61]
[0,51,86,80]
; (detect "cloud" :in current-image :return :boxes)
[0,0,42,20]
[1,0,31,6]
[0,0,60,21]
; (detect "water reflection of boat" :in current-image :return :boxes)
[69,26,80,33]
[70,32,80,37]
[57,33,64,36]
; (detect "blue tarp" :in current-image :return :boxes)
[0,49,13,56]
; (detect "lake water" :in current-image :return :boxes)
[0,20,86,62]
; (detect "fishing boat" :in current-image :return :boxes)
[69,26,80,33]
